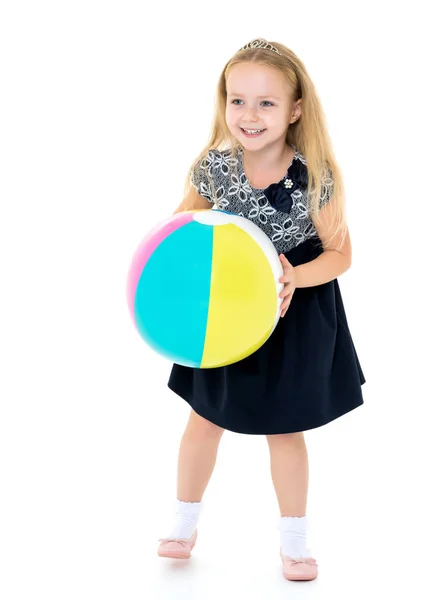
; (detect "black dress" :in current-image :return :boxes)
[168,146,365,435]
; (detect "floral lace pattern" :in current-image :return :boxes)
[190,147,334,253]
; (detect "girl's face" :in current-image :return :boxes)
[225,62,300,151]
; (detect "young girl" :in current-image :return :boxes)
[157,38,365,582]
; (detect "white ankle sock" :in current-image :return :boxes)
[278,516,312,558]
[163,499,203,540]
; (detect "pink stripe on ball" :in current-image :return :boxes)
[126,211,196,324]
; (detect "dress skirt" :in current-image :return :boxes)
[168,236,365,435]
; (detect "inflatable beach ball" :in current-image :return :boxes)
[127,209,283,368]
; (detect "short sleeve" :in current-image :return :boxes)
[190,152,216,203]
[319,166,334,209]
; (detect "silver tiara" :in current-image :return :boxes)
[238,38,282,56]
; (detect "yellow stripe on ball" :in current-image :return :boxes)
[201,223,278,368]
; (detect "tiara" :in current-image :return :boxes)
[238,38,282,56]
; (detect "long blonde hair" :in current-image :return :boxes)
[184,40,347,249]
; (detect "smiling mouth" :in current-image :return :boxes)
[240,128,266,136]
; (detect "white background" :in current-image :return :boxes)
[1,1,427,598]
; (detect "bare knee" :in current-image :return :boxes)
[184,410,225,441]
[266,431,305,447]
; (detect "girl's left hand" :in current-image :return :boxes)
[278,254,296,318]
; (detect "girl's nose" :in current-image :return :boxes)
[243,107,258,120]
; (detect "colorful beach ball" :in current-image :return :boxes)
[127,209,283,368]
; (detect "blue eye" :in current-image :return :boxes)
[261,101,274,107]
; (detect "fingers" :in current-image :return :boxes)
[280,297,291,312]
[279,260,291,284]
[279,269,290,283]
[279,284,291,298]
[279,293,293,317]
[279,255,293,318]
[280,305,289,318]
[280,306,290,318]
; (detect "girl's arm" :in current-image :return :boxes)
[295,202,352,288]
[174,186,213,214]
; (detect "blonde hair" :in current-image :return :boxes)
[184,40,347,249]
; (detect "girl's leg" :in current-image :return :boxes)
[266,432,309,516]
[266,432,312,558]
[160,409,225,542]
[177,409,225,501]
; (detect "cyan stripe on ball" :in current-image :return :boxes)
[135,221,213,367]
